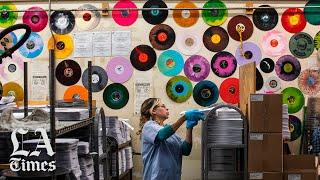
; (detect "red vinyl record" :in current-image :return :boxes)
[112,0,138,26]
[219,78,239,104]
[23,6,48,32]
[281,8,306,33]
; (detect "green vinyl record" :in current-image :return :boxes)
[289,115,302,141]
[166,76,192,103]
[282,87,305,114]
[0,3,18,28]
[103,83,129,109]
[202,0,227,26]
[304,0,320,25]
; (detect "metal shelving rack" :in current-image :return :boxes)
[202,104,248,180]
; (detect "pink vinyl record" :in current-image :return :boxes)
[184,55,210,82]
[0,54,24,81]
[22,6,48,32]
[106,57,133,83]
[112,0,138,26]
[262,30,287,57]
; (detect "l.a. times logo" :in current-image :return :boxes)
[9,128,56,172]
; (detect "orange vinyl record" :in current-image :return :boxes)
[2,82,24,101]
[63,85,88,101]
[173,0,199,27]
[48,34,74,59]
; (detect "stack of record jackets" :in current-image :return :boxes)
[282,104,290,140]
[124,147,133,171]
[78,142,94,180]
[207,108,243,145]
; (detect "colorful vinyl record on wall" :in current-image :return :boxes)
[193,80,219,107]
[173,0,199,27]
[47,34,74,59]
[219,77,239,104]
[202,0,227,26]
[130,45,156,71]
[289,32,314,59]
[76,4,101,30]
[149,24,175,50]
[184,55,210,82]
[142,0,168,25]
[157,50,184,77]
[282,87,305,114]
[112,0,138,26]
[50,10,75,35]
[261,30,287,57]
[304,0,320,25]
[82,66,108,92]
[259,58,274,73]
[23,6,48,32]
[211,51,237,78]
[55,59,81,86]
[0,3,18,28]
[252,5,278,31]
[298,69,320,95]
[313,31,320,50]
[264,76,281,93]
[289,115,302,141]
[176,32,202,55]
[256,68,264,91]
[103,83,129,109]
[281,8,306,33]
[19,32,43,59]
[235,42,262,66]
[203,26,229,52]
[0,81,2,100]
[0,32,17,56]
[63,85,88,101]
[0,55,23,81]
[227,15,253,41]
[106,57,133,83]
[2,82,23,101]
[275,55,301,81]
[166,76,192,103]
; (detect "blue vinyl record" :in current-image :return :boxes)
[19,32,43,58]
[158,50,184,76]
[193,80,219,107]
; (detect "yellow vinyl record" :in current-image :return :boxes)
[173,1,199,27]
[47,34,74,59]
[3,82,24,101]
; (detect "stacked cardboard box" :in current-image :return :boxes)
[248,94,283,180]
[283,155,318,180]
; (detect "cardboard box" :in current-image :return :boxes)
[249,172,282,180]
[283,170,318,180]
[249,94,282,133]
[284,155,318,171]
[248,133,283,172]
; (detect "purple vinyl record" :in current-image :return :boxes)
[184,55,210,82]
[275,55,301,81]
[235,42,262,66]
[211,51,237,78]
[106,57,133,83]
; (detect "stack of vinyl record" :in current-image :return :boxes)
[121,150,126,173]
[77,142,94,180]
[55,139,81,180]
[207,108,243,145]
[124,147,133,171]
[208,149,236,171]
[283,104,290,140]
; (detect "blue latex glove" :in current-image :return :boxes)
[185,109,205,121]
[185,109,205,129]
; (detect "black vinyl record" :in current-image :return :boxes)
[103,83,129,109]
[142,0,168,25]
[149,24,175,50]
[50,10,75,35]
[82,66,108,92]
[256,68,264,91]
[55,59,81,86]
[130,45,156,71]
[203,26,229,52]
[260,58,274,73]
[253,5,278,31]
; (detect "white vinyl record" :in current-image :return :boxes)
[176,32,202,55]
